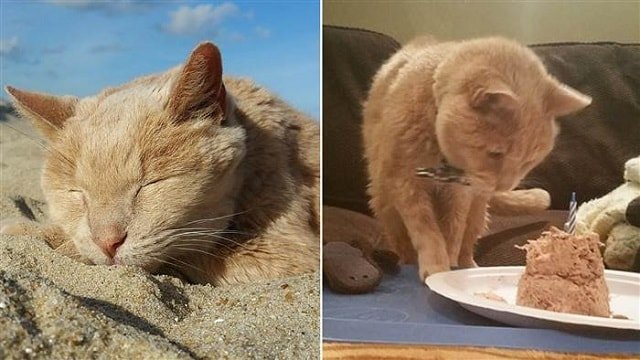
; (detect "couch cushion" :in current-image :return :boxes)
[523,43,640,208]
[323,26,400,215]
[323,25,640,214]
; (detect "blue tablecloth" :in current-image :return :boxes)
[323,265,640,354]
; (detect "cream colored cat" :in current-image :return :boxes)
[2,42,319,286]
[362,36,591,282]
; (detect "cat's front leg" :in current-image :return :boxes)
[458,195,490,268]
[438,187,473,267]
[1,218,64,246]
[187,229,320,286]
[394,193,450,281]
[0,217,82,260]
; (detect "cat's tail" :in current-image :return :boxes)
[489,188,551,216]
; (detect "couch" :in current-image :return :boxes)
[322,25,640,268]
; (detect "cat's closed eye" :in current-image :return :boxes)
[142,178,169,188]
[135,177,172,197]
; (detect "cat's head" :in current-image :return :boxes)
[5,42,246,272]
[433,37,591,192]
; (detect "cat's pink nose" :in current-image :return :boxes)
[95,230,127,258]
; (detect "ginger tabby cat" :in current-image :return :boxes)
[2,42,319,286]
[362,37,591,282]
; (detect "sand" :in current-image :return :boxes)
[0,101,320,359]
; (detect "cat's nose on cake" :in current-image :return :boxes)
[94,228,127,258]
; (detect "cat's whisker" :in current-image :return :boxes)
[2,122,46,145]
[168,231,223,239]
[171,232,239,246]
[156,225,253,240]
[171,232,315,251]
[181,210,252,226]
[3,123,75,168]
[176,239,240,254]
[170,246,229,260]
[163,227,252,236]
[137,254,183,270]
[162,253,207,274]
[161,241,244,275]
[169,244,244,270]
[175,233,316,259]
[159,232,244,256]
[139,239,210,274]
[170,230,254,239]
[224,238,315,249]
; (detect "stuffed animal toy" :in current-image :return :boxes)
[323,206,400,294]
[576,156,640,271]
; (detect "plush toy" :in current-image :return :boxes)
[576,156,640,271]
[323,206,400,294]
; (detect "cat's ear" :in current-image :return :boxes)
[5,86,78,140]
[470,79,520,116]
[545,81,591,117]
[168,42,226,122]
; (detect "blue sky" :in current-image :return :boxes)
[0,0,320,119]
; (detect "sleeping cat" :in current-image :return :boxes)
[362,36,591,282]
[1,42,319,286]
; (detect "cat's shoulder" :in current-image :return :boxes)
[224,76,319,178]
[224,76,313,123]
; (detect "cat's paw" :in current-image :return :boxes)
[0,217,38,236]
[458,256,478,269]
[0,218,69,250]
[418,261,450,283]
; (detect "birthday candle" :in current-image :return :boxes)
[564,192,577,234]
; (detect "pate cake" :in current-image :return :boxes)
[516,227,610,317]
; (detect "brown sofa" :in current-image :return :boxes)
[322,25,640,268]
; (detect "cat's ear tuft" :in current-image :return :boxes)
[5,86,77,140]
[168,42,226,123]
[545,82,591,117]
[470,80,520,116]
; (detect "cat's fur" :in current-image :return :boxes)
[362,37,591,281]
[2,42,319,286]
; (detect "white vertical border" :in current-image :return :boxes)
[318,0,324,358]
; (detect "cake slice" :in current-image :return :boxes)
[516,227,610,317]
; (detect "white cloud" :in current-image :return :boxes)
[0,37,39,65]
[255,26,271,39]
[48,0,99,6]
[46,0,155,13]
[0,37,20,58]
[164,3,239,35]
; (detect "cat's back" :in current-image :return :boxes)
[226,77,317,132]
[225,76,318,169]
[362,38,452,166]
[224,77,319,228]
[365,37,451,100]
[362,37,454,131]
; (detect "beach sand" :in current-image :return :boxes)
[0,102,320,359]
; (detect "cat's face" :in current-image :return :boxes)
[433,38,591,192]
[6,43,245,272]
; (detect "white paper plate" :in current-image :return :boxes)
[425,266,640,331]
